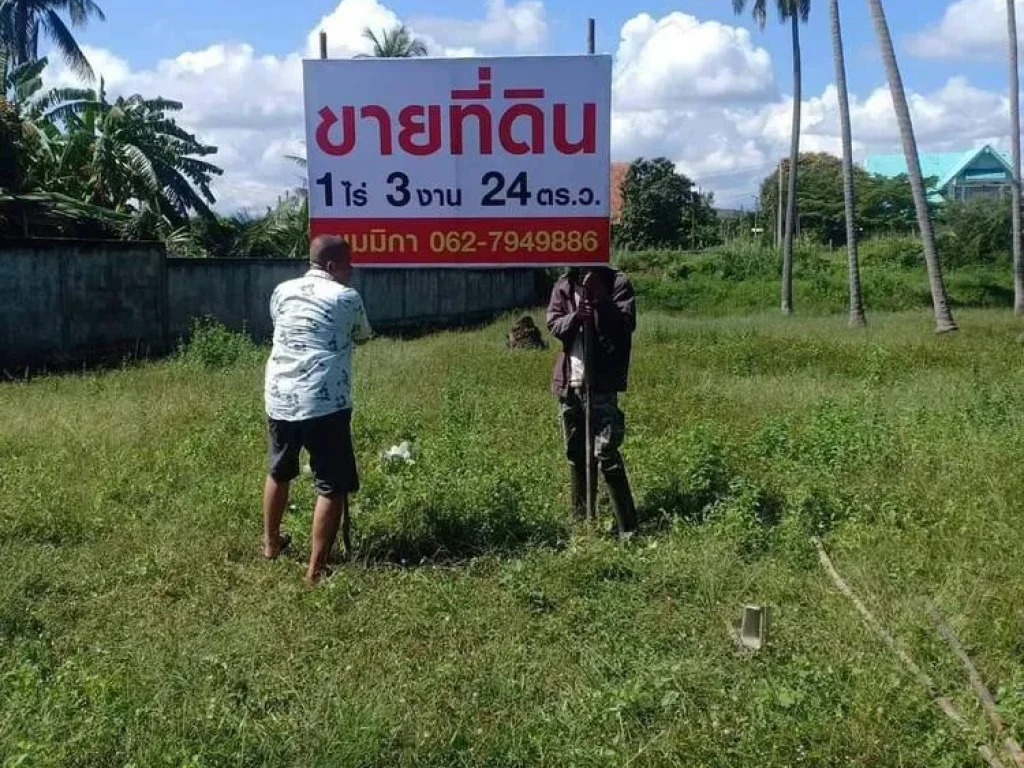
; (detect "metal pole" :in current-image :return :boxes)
[584,17,597,522]
[319,30,328,59]
[583,312,595,520]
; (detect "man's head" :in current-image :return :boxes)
[310,235,352,284]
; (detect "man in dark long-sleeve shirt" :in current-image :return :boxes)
[546,266,638,538]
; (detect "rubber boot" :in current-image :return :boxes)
[570,463,597,522]
[604,467,638,538]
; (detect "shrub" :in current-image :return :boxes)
[857,236,922,269]
[176,318,260,370]
[937,198,1013,268]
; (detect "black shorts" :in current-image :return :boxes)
[267,409,359,498]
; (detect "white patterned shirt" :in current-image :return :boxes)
[264,269,373,421]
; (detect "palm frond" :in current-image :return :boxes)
[41,8,94,80]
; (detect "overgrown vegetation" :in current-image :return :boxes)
[2,311,1024,765]
[616,239,1013,316]
[0,52,223,239]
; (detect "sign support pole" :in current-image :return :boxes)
[584,17,597,523]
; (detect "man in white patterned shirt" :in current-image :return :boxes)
[262,235,373,583]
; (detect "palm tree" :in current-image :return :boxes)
[167,195,309,259]
[1008,0,1023,316]
[361,25,428,58]
[867,0,957,333]
[830,0,866,327]
[734,0,810,315]
[776,158,784,249]
[0,0,105,80]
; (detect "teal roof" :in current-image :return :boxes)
[863,145,1012,203]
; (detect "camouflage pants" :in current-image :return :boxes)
[559,389,626,475]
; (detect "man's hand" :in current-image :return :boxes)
[578,300,594,323]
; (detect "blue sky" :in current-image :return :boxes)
[79,0,1004,94]
[55,0,1021,209]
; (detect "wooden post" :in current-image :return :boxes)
[319,31,328,60]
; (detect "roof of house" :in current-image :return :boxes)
[863,145,1012,202]
[610,162,629,223]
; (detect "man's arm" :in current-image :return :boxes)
[351,295,374,346]
[546,279,580,343]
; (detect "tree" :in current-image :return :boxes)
[167,195,309,259]
[686,190,722,250]
[615,157,694,250]
[760,153,928,244]
[761,154,845,244]
[362,25,428,58]
[858,172,925,235]
[0,0,105,80]
[1007,0,1023,314]
[1,55,221,239]
[867,0,957,333]
[51,83,223,228]
[734,0,810,315]
[830,0,865,326]
[1,52,91,191]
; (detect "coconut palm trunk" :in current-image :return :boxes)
[867,0,957,333]
[1008,0,1024,315]
[781,11,802,315]
[831,0,866,326]
[776,160,785,249]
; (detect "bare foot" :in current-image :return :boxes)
[263,533,291,560]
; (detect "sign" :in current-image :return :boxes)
[302,55,612,267]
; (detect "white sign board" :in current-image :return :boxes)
[303,55,612,267]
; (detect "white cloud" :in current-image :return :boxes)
[610,12,1012,205]
[46,4,1021,212]
[908,0,1020,60]
[307,0,400,58]
[410,0,547,52]
[612,12,776,110]
[46,0,511,211]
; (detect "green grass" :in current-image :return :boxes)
[618,240,1014,316]
[3,309,1024,766]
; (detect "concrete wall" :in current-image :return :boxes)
[1,238,542,368]
[168,262,539,340]
[166,258,298,341]
[1,239,166,368]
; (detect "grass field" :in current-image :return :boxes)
[3,307,1024,766]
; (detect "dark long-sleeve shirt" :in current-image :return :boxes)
[546,268,636,397]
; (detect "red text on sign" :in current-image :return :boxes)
[314,66,597,158]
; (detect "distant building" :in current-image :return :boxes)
[862,144,1013,204]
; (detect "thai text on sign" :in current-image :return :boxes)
[302,55,612,267]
